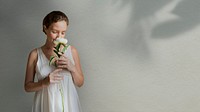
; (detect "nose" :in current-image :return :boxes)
[56,33,61,39]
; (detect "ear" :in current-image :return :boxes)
[43,25,47,34]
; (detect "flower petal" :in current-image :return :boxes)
[54,38,68,45]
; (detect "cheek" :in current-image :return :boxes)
[47,33,57,39]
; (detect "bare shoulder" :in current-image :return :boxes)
[28,48,38,63]
[70,45,81,61]
[29,48,37,58]
[70,45,79,55]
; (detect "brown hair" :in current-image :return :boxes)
[43,11,69,33]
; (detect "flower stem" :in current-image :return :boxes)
[59,84,64,112]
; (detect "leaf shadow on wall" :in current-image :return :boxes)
[108,0,171,60]
[109,0,200,60]
[152,0,200,38]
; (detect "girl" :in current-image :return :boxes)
[24,11,84,112]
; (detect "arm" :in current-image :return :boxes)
[24,49,47,92]
[57,46,84,87]
[70,46,84,87]
[24,49,64,92]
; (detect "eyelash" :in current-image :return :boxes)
[52,31,57,34]
[51,31,65,35]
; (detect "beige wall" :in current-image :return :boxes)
[1,0,200,111]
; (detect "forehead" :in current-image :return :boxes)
[49,21,67,31]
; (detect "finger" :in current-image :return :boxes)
[53,69,62,73]
[60,55,69,60]
[59,55,66,60]
[57,61,67,65]
[57,59,68,63]
[57,65,67,69]
[51,75,63,82]
[54,76,63,81]
[50,78,60,83]
[60,54,67,58]
[58,56,64,60]
[51,80,61,83]
[54,74,64,78]
[57,59,66,64]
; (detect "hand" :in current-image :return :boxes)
[42,69,63,86]
[56,55,76,72]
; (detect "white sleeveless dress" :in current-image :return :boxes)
[32,46,82,112]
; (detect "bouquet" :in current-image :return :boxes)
[49,37,69,66]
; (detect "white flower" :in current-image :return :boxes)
[50,37,70,66]
[54,38,68,45]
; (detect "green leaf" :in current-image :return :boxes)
[49,56,55,66]
[62,44,70,53]
[54,50,61,57]
[55,43,61,51]
[55,62,57,67]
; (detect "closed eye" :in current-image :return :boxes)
[62,32,66,35]
[52,31,57,34]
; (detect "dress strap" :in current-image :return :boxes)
[65,45,75,65]
[36,48,44,72]
[36,48,42,62]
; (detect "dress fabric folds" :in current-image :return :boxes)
[32,46,82,112]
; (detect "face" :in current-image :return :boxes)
[44,21,68,45]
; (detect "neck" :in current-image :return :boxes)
[43,40,54,50]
